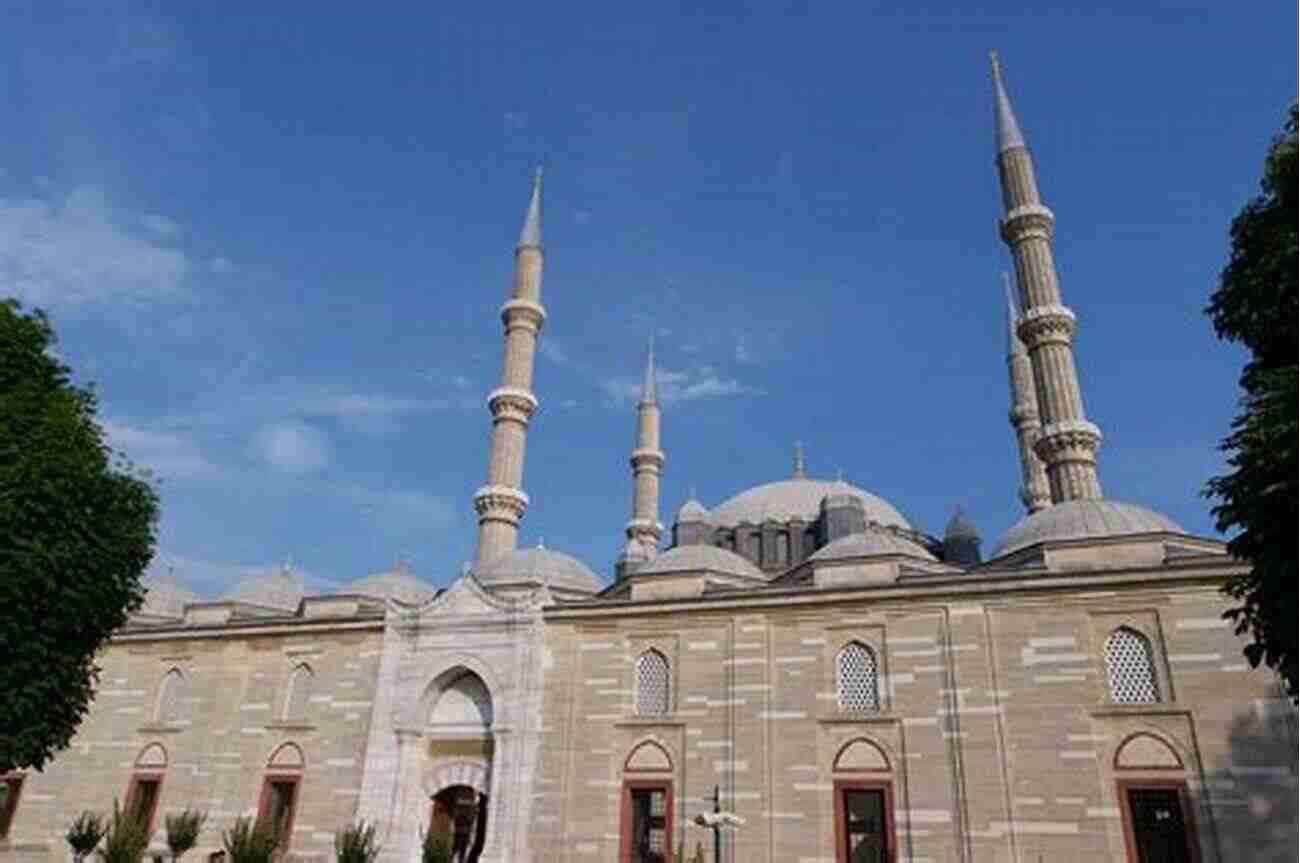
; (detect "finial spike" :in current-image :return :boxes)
[792,440,806,479]
[990,51,1026,153]
[517,165,543,248]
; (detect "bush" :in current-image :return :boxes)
[164,809,208,862]
[333,821,380,863]
[222,818,279,863]
[98,801,151,863]
[418,824,453,863]
[66,811,107,861]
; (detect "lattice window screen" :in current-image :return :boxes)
[1105,628,1159,704]
[837,643,880,712]
[635,650,670,716]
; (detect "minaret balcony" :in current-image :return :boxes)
[1017,304,1076,347]
[472,484,530,520]
[999,203,1055,242]
[499,298,546,331]
[487,386,539,421]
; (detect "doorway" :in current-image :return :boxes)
[430,785,487,863]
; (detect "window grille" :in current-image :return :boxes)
[838,643,880,713]
[635,650,670,716]
[1105,627,1159,704]
[283,664,314,721]
[156,669,184,722]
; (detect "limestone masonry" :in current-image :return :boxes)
[1,56,1295,863]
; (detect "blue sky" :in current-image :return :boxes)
[2,2,1293,595]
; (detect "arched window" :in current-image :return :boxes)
[635,650,670,716]
[283,664,314,722]
[837,642,880,713]
[156,668,185,723]
[1105,627,1160,704]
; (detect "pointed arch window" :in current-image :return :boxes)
[1105,627,1160,704]
[156,668,186,723]
[634,649,670,716]
[283,664,314,722]
[837,642,880,713]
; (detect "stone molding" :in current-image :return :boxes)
[1017,304,1076,346]
[486,386,538,422]
[998,203,1055,241]
[1034,419,1103,464]
[472,485,530,523]
[629,447,665,470]
[499,298,546,332]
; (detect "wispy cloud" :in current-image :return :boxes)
[250,421,331,474]
[0,186,189,307]
[103,419,215,481]
[145,551,339,598]
[601,364,763,406]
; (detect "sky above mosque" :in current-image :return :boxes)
[2,2,1293,594]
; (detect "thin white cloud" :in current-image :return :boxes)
[145,551,338,599]
[0,186,189,307]
[602,364,762,406]
[250,421,331,474]
[102,419,214,481]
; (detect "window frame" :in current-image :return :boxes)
[155,667,186,724]
[125,771,166,838]
[1115,778,1202,863]
[618,778,674,863]
[1104,626,1162,706]
[634,648,672,717]
[836,640,882,714]
[255,773,302,852]
[0,772,25,839]
[833,778,896,863]
[281,663,315,723]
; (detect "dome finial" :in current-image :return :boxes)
[792,440,807,479]
[517,165,543,248]
[537,537,546,550]
[990,51,1026,153]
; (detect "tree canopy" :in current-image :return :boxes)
[1204,106,1298,699]
[0,300,160,772]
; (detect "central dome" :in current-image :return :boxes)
[709,478,911,530]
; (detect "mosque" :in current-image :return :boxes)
[0,57,1295,863]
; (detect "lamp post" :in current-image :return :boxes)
[692,785,743,863]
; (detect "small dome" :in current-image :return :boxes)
[639,545,764,579]
[139,572,202,618]
[992,500,1186,558]
[944,506,979,540]
[473,546,603,595]
[222,567,306,611]
[711,478,910,530]
[809,529,938,562]
[342,567,438,604]
[676,498,710,522]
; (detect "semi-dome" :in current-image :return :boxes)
[473,546,604,595]
[639,545,764,579]
[992,500,1186,558]
[222,567,306,611]
[139,572,203,618]
[809,528,938,563]
[710,478,910,530]
[342,567,438,604]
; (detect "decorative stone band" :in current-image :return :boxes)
[630,447,666,470]
[487,386,539,423]
[1034,419,1103,463]
[1008,404,1040,426]
[1017,304,1076,347]
[472,484,530,522]
[500,298,546,332]
[624,516,665,534]
[999,203,1055,242]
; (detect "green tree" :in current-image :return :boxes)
[0,300,160,772]
[1204,105,1298,699]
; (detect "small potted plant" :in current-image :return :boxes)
[98,802,150,863]
[221,818,278,863]
[333,821,379,863]
[66,811,107,863]
[418,824,452,863]
[165,809,208,863]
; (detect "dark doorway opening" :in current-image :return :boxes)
[430,785,487,863]
[1124,786,1197,863]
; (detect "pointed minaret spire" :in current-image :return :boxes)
[473,170,548,562]
[992,55,1103,504]
[1003,273,1051,514]
[990,51,1026,153]
[619,338,665,578]
[792,440,807,479]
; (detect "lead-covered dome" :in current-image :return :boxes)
[639,545,764,579]
[710,478,910,530]
[138,572,203,619]
[222,567,306,610]
[473,546,604,595]
[341,566,438,604]
[809,528,937,562]
[992,500,1186,558]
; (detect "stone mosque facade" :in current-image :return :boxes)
[1,58,1296,863]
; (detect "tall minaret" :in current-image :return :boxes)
[991,53,1104,503]
[473,168,546,562]
[620,339,664,571]
[1004,272,1051,513]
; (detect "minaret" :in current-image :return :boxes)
[792,440,807,479]
[1004,273,1052,513]
[619,339,665,577]
[991,53,1104,503]
[473,168,546,562]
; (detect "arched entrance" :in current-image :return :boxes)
[424,669,494,863]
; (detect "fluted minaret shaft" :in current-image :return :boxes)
[992,54,1103,503]
[1004,273,1051,513]
[474,168,546,562]
[625,340,664,552]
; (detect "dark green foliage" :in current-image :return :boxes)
[0,300,160,773]
[333,821,380,863]
[98,801,151,863]
[419,825,453,863]
[221,818,279,863]
[66,810,108,859]
[1204,106,1298,699]
[164,809,208,862]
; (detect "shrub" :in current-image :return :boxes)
[418,824,453,863]
[222,818,279,863]
[66,811,107,861]
[164,809,208,863]
[333,821,380,863]
[98,801,151,863]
